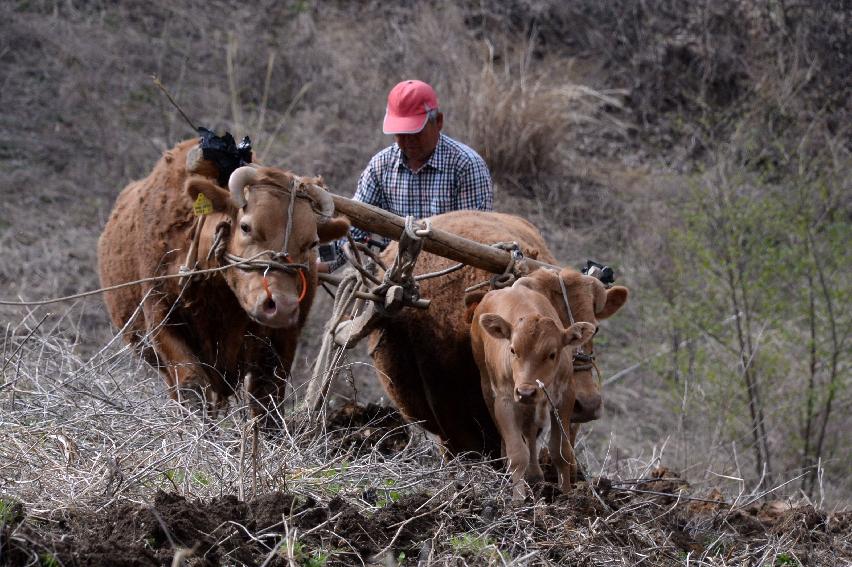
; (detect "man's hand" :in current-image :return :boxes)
[316,259,332,273]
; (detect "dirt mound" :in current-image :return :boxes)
[2,490,450,566]
[4,481,850,566]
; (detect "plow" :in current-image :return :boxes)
[304,193,610,414]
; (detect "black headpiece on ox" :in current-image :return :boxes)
[582,259,615,287]
[198,127,253,186]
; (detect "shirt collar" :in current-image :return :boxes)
[394,134,448,172]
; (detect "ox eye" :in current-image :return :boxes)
[509,347,516,356]
[240,222,251,234]
[549,352,556,360]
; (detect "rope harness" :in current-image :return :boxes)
[305,215,435,415]
[554,268,601,381]
[193,179,311,303]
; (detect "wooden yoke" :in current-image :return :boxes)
[329,195,558,275]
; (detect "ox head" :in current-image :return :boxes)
[515,269,629,421]
[479,311,595,404]
[185,166,350,329]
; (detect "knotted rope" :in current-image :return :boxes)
[305,264,367,420]
[305,216,432,420]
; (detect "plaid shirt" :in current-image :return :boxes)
[330,134,492,270]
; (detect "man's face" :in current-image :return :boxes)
[394,112,443,166]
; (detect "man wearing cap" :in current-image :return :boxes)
[320,79,493,272]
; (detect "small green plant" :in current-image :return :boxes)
[0,497,23,526]
[376,479,401,508]
[40,554,60,567]
[164,469,184,484]
[448,533,507,562]
[191,471,210,486]
[315,461,349,496]
[162,469,210,487]
[290,540,329,567]
[774,552,800,566]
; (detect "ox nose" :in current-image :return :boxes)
[515,385,538,402]
[253,294,299,328]
[572,394,603,422]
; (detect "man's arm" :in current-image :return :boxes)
[322,160,385,272]
[455,155,493,211]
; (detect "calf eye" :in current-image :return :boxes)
[549,352,556,360]
[509,347,516,356]
[240,222,251,234]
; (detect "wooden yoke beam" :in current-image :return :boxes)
[329,194,557,276]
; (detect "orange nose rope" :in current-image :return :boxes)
[280,253,308,304]
[262,271,306,303]
[262,276,273,301]
[296,269,308,303]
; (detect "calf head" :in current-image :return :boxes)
[516,269,629,421]
[478,312,595,404]
[185,166,349,329]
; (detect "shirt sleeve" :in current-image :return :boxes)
[328,159,385,272]
[455,155,493,211]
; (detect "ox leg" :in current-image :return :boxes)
[549,407,577,493]
[569,423,587,482]
[493,401,530,501]
[242,334,294,429]
[244,370,287,429]
[141,303,213,415]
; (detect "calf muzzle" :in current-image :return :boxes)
[515,384,538,403]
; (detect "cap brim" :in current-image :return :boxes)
[383,111,429,135]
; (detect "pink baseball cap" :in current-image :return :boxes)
[382,80,439,135]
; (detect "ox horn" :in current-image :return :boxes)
[228,166,259,209]
[295,177,335,220]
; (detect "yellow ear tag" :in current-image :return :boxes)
[193,193,213,216]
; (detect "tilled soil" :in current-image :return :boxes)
[2,406,850,566]
[5,484,848,566]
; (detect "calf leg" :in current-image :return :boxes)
[524,418,545,487]
[548,406,577,493]
[494,401,530,501]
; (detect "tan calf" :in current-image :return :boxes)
[471,284,595,500]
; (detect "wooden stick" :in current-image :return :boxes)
[329,195,558,276]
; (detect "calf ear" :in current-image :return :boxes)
[479,313,512,340]
[563,322,595,348]
[597,286,629,320]
[317,215,351,243]
[185,177,234,212]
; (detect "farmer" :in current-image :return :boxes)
[319,79,493,272]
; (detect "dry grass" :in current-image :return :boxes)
[2,321,848,565]
[0,1,850,563]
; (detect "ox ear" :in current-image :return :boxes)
[463,289,487,324]
[185,177,234,212]
[596,286,629,320]
[563,322,596,349]
[479,313,512,340]
[317,215,351,243]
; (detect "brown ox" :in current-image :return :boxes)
[471,283,595,499]
[513,268,629,445]
[98,139,349,419]
[368,210,628,456]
